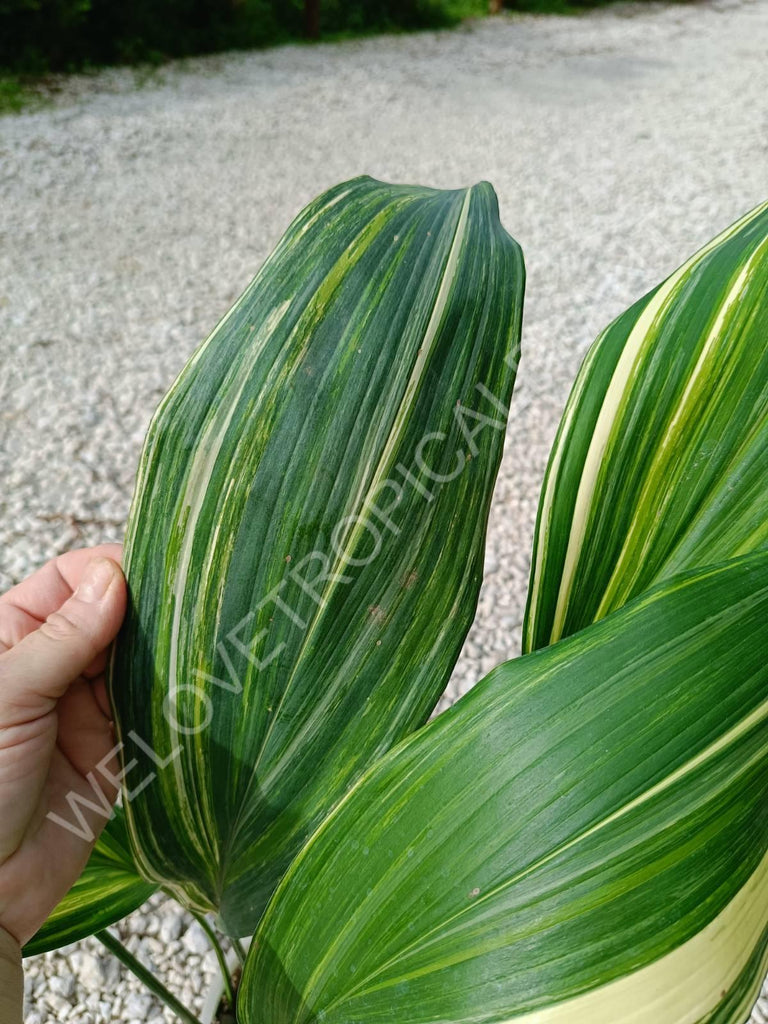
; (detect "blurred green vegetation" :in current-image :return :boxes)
[0,0,479,72]
[0,74,45,113]
[0,0,670,76]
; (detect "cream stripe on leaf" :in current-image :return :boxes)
[238,550,768,1024]
[109,177,525,935]
[523,200,768,653]
[23,807,156,957]
[491,844,768,1024]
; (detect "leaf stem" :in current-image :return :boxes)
[96,929,203,1024]
[232,937,248,966]
[191,911,236,1007]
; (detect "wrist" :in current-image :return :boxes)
[0,925,23,1024]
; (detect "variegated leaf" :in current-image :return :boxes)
[109,176,524,936]
[240,550,768,1024]
[523,200,768,652]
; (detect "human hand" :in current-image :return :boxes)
[0,546,126,947]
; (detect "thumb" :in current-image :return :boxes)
[0,557,126,717]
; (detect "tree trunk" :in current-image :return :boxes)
[305,0,320,39]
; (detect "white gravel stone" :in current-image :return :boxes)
[75,952,109,993]
[49,974,77,999]
[158,914,184,944]
[4,0,768,1020]
[124,993,153,1021]
[181,923,210,956]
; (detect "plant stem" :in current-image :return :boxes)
[191,911,235,1007]
[232,937,248,966]
[96,929,203,1024]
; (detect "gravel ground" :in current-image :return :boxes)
[2,0,768,1020]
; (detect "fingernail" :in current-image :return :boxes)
[76,558,114,603]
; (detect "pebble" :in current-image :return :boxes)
[49,975,77,999]
[181,922,210,955]
[5,1,768,1020]
[159,914,183,944]
[124,993,153,1021]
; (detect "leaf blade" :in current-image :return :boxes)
[109,176,525,934]
[524,200,768,652]
[239,551,768,1024]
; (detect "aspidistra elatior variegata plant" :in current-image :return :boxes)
[524,199,768,652]
[108,176,525,935]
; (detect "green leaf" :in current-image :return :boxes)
[109,176,524,935]
[523,200,768,653]
[239,550,768,1024]
[23,807,156,957]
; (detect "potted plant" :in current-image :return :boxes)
[24,179,768,1023]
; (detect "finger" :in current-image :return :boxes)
[0,604,40,654]
[0,544,123,623]
[90,676,112,718]
[82,648,110,680]
[0,606,113,673]
[57,678,118,788]
[0,558,126,720]
[0,603,118,669]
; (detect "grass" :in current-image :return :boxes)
[0,75,47,115]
